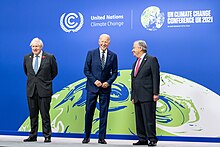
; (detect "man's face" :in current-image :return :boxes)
[31,42,42,55]
[132,42,142,58]
[99,36,110,51]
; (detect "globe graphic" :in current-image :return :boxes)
[19,70,220,137]
[141,6,165,31]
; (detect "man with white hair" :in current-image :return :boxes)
[82,34,118,144]
[131,40,160,146]
[23,37,58,143]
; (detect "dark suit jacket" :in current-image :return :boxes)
[131,54,160,103]
[84,48,118,93]
[23,51,58,98]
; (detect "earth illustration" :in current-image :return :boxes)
[19,70,220,137]
[141,6,165,31]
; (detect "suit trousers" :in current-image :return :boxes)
[84,91,110,139]
[27,86,52,138]
[134,101,158,142]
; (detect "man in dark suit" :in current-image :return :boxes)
[82,34,118,144]
[23,37,58,143]
[131,40,160,146]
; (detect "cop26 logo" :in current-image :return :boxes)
[60,12,84,33]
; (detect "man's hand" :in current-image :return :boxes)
[132,99,134,104]
[102,82,109,88]
[153,95,159,102]
[94,80,102,87]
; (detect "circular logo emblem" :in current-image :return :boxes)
[141,6,165,31]
[60,12,84,33]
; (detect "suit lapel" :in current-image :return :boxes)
[96,49,102,69]
[131,60,137,77]
[28,54,35,74]
[104,50,111,69]
[38,51,46,73]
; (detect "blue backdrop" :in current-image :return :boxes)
[0,0,219,139]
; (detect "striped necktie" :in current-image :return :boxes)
[101,51,105,70]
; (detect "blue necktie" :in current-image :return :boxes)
[34,55,39,74]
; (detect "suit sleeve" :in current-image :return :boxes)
[151,57,160,95]
[84,51,97,83]
[51,55,58,80]
[106,54,118,85]
[23,56,27,76]
[130,62,135,101]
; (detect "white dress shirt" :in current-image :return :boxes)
[32,50,43,71]
[134,53,146,72]
[99,48,107,63]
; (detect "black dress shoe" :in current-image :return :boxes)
[44,137,51,143]
[148,141,157,146]
[82,138,90,143]
[23,137,37,142]
[98,139,107,144]
[133,140,148,145]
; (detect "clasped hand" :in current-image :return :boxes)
[94,80,109,88]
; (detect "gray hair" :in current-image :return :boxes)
[30,37,44,47]
[134,40,147,52]
[99,34,110,41]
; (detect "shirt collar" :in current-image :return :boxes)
[99,48,107,54]
[139,53,146,59]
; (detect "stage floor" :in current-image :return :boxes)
[0,135,220,147]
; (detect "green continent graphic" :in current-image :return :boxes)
[157,94,199,127]
[19,70,201,137]
[141,6,165,31]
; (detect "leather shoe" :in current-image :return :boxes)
[82,138,90,143]
[98,139,107,144]
[44,137,51,143]
[23,137,37,142]
[148,141,157,146]
[133,140,148,145]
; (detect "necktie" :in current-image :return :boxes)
[134,58,141,77]
[101,51,105,70]
[34,55,39,74]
